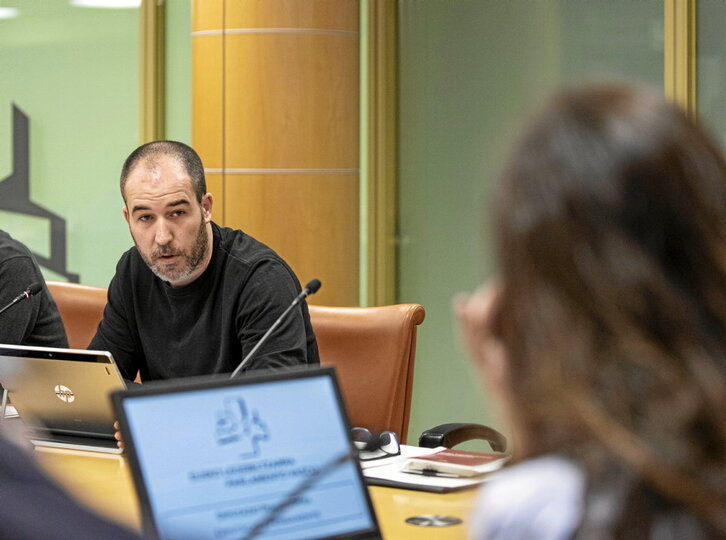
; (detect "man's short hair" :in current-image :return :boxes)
[120,140,207,203]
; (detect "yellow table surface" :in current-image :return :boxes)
[35,447,478,539]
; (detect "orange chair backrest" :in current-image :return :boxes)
[45,281,107,350]
[45,282,426,442]
[309,304,425,443]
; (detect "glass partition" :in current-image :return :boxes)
[0,1,139,285]
[397,0,664,443]
[697,0,726,144]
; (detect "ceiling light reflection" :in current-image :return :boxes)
[70,0,141,8]
[0,7,19,19]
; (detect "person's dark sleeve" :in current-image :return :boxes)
[235,260,311,372]
[0,434,140,539]
[0,256,42,344]
[89,272,140,381]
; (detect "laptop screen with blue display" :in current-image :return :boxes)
[112,367,379,540]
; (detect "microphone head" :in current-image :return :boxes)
[304,279,322,295]
[27,282,43,296]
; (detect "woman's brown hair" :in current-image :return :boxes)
[494,84,726,532]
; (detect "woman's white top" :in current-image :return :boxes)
[468,455,585,540]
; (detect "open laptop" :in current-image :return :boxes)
[112,366,381,540]
[0,343,126,454]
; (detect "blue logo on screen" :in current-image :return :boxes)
[214,397,270,458]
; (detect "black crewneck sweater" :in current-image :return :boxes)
[90,223,318,381]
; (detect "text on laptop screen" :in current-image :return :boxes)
[119,374,376,539]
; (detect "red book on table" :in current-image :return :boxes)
[402,448,509,478]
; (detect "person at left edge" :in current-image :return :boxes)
[0,228,68,348]
[89,140,319,382]
[0,432,139,539]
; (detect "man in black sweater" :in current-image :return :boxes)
[0,236,130,537]
[0,229,68,348]
[90,141,318,382]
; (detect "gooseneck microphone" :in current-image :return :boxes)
[0,282,43,316]
[230,279,321,378]
[0,282,43,419]
[241,451,350,540]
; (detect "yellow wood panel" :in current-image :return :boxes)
[370,485,477,539]
[193,0,361,306]
[224,174,358,306]
[205,173,224,225]
[192,34,224,169]
[366,1,398,306]
[36,447,477,539]
[140,0,164,143]
[36,448,140,531]
[225,0,358,32]
[224,33,359,169]
[191,0,223,32]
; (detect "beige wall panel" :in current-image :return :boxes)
[225,0,358,31]
[224,34,359,169]
[192,35,224,169]
[205,173,224,224]
[192,0,224,32]
[224,174,359,306]
[192,0,360,305]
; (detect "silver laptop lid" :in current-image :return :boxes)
[0,344,126,440]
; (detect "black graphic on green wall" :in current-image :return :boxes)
[1,104,79,282]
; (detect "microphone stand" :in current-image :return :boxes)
[0,282,43,316]
[230,279,321,378]
[0,388,8,420]
[241,451,350,540]
[0,283,43,420]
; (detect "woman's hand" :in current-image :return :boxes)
[454,282,507,379]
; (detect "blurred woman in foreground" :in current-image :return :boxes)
[457,84,726,538]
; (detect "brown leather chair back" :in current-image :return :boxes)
[309,304,425,443]
[44,282,425,440]
[46,281,107,350]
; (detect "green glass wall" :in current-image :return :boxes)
[697,0,726,144]
[0,0,191,288]
[0,1,139,286]
[398,0,663,445]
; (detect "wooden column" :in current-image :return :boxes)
[192,0,360,306]
[192,0,225,216]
